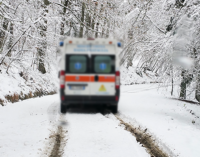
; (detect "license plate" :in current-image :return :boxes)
[69,86,85,90]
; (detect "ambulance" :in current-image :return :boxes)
[59,38,121,113]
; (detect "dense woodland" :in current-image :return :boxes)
[0,0,200,102]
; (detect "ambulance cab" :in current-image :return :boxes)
[59,38,121,113]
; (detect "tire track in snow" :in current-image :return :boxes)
[101,110,171,157]
[41,102,68,157]
[41,118,68,157]
[115,115,169,157]
[49,125,67,157]
[43,106,172,157]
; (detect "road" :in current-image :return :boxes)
[0,84,200,157]
[0,95,150,157]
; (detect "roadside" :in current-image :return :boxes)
[119,84,200,157]
[0,65,58,106]
[0,95,60,157]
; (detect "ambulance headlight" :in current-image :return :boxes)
[117,42,121,47]
[60,41,64,47]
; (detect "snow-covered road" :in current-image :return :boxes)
[64,112,148,157]
[0,94,149,157]
[0,84,200,157]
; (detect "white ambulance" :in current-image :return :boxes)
[59,38,121,113]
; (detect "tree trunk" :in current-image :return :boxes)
[195,71,200,102]
[106,21,110,38]
[95,4,103,38]
[37,0,50,74]
[101,8,108,38]
[0,18,9,53]
[91,2,98,38]
[171,65,174,96]
[60,0,69,36]
[180,70,187,99]
[7,22,14,57]
[95,23,99,38]
[193,48,200,102]
[85,12,91,38]
[79,2,85,38]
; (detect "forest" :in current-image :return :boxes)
[0,0,200,102]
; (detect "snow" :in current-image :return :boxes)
[0,84,200,157]
[125,8,140,22]
[64,113,149,157]
[119,84,200,157]
[0,63,58,103]
[0,95,59,157]
[121,66,159,85]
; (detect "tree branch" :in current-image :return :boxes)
[53,2,109,36]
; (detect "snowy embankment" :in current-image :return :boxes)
[120,66,159,85]
[0,64,58,106]
[0,84,200,157]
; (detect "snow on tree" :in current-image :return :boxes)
[0,0,200,102]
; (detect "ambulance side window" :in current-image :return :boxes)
[92,55,115,74]
[66,55,89,73]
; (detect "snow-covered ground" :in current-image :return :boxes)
[64,113,148,157]
[120,66,159,85]
[119,84,200,157]
[0,95,59,157]
[0,84,200,157]
[0,63,58,105]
